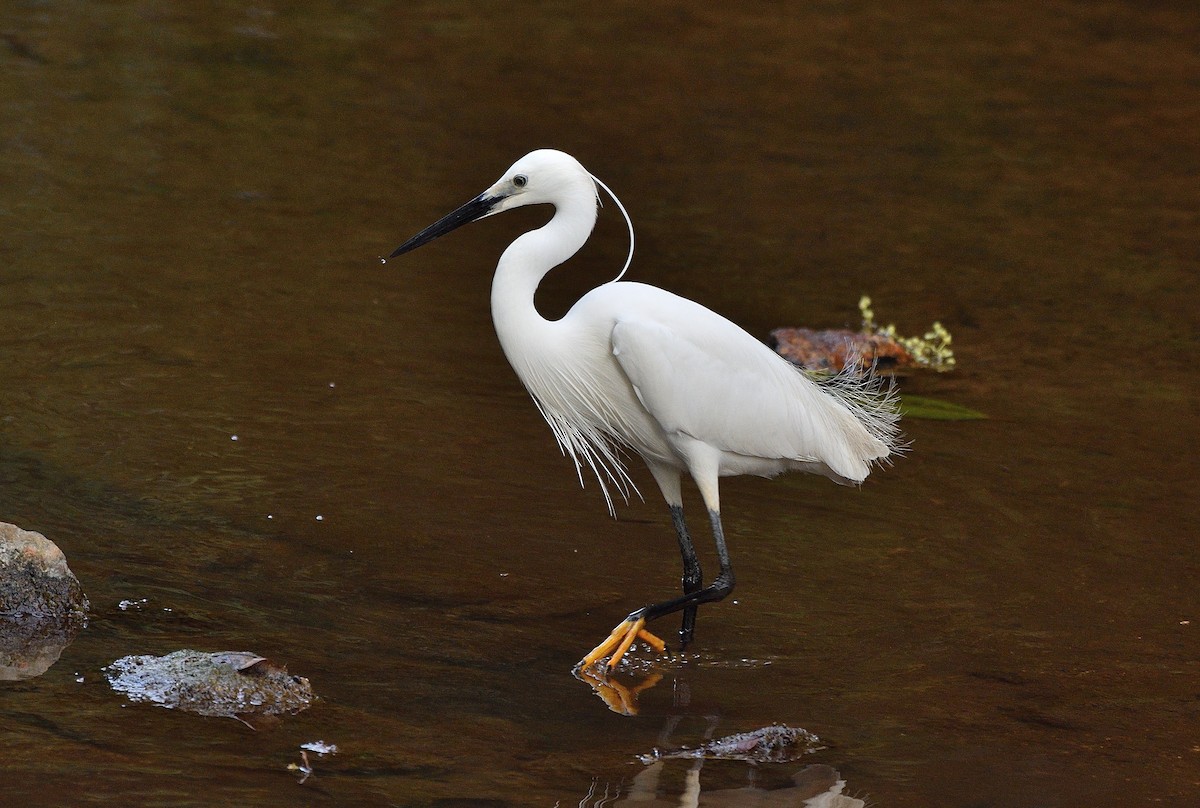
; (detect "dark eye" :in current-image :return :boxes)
[512,174,528,188]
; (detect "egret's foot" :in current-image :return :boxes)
[578,616,667,671]
[574,666,663,716]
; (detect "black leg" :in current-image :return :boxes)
[632,508,735,626]
[578,507,735,672]
[669,504,702,648]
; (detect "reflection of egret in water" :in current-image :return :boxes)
[596,762,863,807]
[577,759,862,807]
[576,677,859,807]
[575,665,664,715]
[576,652,783,716]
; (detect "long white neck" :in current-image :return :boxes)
[490,192,598,362]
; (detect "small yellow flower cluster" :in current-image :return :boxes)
[858,296,956,371]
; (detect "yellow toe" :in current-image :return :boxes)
[636,627,667,653]
[580,616,666,670]
[607,617,645,669]
[579,618,636,669]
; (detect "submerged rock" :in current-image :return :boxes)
[0,522,88,680]
[105,650,314,720]
[639,724,824,764]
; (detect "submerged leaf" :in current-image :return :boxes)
[899,395,986,420]
[210,652,269,672]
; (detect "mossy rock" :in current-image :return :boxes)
[0,522,89,624]
[105,650,314,719]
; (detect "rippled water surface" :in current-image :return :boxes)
[2,2,1197,805]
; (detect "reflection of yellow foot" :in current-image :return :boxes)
[574,667,663,716]
[578,616,667,670]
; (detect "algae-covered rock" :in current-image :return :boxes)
[0,522,89,623]
[0,522,88,680]
[771,296,956,374]
[772,326,916,373]
[105,650,314,720]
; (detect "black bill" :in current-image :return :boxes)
[388,192,500,259]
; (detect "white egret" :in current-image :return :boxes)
[388,149,902,671]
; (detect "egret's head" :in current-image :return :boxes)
[484,149,597,213]
[387,149,597,260]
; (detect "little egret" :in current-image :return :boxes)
[388,149,902,672]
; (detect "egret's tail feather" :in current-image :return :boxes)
[810,353,907,467]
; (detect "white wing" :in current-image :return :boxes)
[608,291,897,483]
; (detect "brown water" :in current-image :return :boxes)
[2,2,1198,805]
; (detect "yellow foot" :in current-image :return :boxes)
[578,616,667,670]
